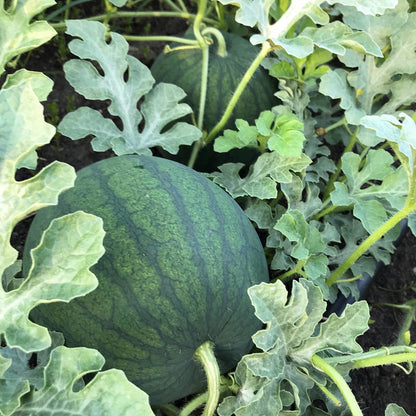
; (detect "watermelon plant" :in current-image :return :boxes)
[2,0,416,416]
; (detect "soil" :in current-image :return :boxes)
[8,7,416,416]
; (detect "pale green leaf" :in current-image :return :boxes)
[0,82,75,279]
[269,60,295,79]
[298,301,369,360]
[2,70,54,102]
[327,0,398,15]
[220,279,368,415]
[216,0,274,33]
[361,113,416,171]
[0,212,105,353]
[346,11,416,114]
[302,21,382,56]
[214,120,258,152]
[13,346,154,416]
[274,209,326,259]
[330,150,406,233]
[58,20,201,155]
[338,0,408,49]
[210,152,311,199]
[0,351,30,416]
[0,0,56,74]
[319,69,366,124]
[214,111,305,157]
[385,403,410,416]
[273,36,315,59]
[1,332,64,391]
[109,0,127,6]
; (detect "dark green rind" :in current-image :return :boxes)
[151,30,277,171]
[23,155,268,405]
[151,30,277,131]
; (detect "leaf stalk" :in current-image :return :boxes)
[312,354,363,416]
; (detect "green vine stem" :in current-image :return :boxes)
[201,27,227,57]
[326,206,412,287]
[49,11,219,31]
[352,352,416,369]
[191,341,221,416]
[179,381,230,416]
[122,35,199,46]
[205,41,273,144]
[324,345,416,367]
[311,354,363,416]
[322,126,358,201]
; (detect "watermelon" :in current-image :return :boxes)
[23,155,269,405]
[151,29,277,170]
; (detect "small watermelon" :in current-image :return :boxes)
[23,155,269,405]
[151,29,277,170]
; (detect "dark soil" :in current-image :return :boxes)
[349,232,416,415]
[9,9,416,416]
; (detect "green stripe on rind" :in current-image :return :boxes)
[23,155,268,405]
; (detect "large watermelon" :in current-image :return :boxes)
[23,155,269,405]
[151,29,277,170]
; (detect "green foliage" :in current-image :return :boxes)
[58,20,201,155]
[0,2,155,414]
[2,0,416,415]
[0,0,56,73]
[218,279,369,415]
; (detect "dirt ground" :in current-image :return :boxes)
[9,12,416,415]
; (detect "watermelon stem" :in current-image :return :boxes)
[201,27,227,57]
[193,341,221,416]
[205,41,273,144]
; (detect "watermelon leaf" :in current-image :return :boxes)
[214,110,306,158]
[58,20,201,156]
[1,332,64,391]
[1,212,105,353]
[10,346,154,416]
[210,152,311,199]
[330,149,408,233]
[218,279,369,415]
[0,352,30,416]
[0,0,56,74]
[0,80,75,281]
[385,403,410,416]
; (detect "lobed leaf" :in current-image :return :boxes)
[58,20,201,156]
[0,351,30,416]
[0,0,56,74]
[361,113,416,172]
[215,111,306,158]
[0,212,105,353]
[327,0,398,15]
[0,332,64,416]
[330,149,407,233]
[12,346,154,416]
[218,279,369,415]
[0,81,75,280]
[302,21,382,56]
[210,152,311,199]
